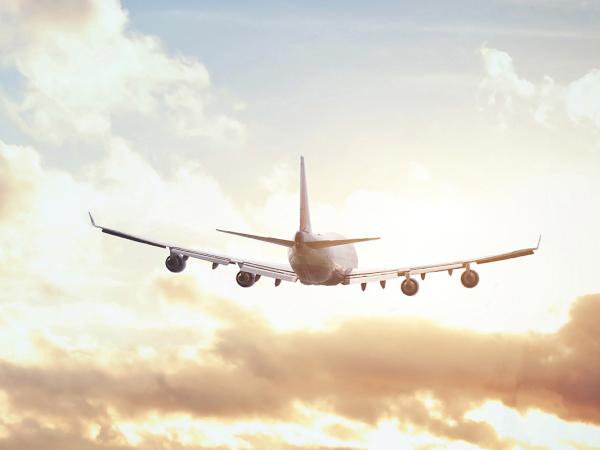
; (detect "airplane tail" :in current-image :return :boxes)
[297,156,380,247]
[300,156,312,232]
[216,157,379,249]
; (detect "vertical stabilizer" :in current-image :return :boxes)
[300,156,312,232]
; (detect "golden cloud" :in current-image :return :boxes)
[1,273,599,448]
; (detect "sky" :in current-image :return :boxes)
[1,0,600,449]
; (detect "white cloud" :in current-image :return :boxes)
[532,75,561,125]
[0,137,252,367]
[0,0,244,145]
[566,69,600,127]
[0,137,247,309]
[480,46,536,108]
[468,401,600,450]
[479,45,600,132]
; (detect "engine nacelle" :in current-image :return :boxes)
[461,269,479,288]
[236,270,256,288]
[165,254,187,273]
[401,277,419,296]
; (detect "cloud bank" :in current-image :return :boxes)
[1,274,599,449]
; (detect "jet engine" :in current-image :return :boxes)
[461,269,479,288]
[236,271,256,288]
[401,277,419,296]
[165,254,187,273]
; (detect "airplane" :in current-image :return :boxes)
[89,156,540,295]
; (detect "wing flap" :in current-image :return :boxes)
[172,247,232,266]
[238,262,298,282]
[343,269,400,284]
[409,262,464,275]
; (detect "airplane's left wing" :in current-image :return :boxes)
[89,213,298,285]
[344,236,541,294]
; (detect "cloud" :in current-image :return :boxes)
[480,46,536,107]
[0,417,364,450]
[0,0,244,145]
[0,0,97,30]
[0,135,258,382]
[479,45,600,130]
[0,141,38,220]
[566,70,600,127]
[0,418,231,450]
[213,293,600,428]
[2,271,600,449]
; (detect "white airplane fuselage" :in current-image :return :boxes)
[288,231,358,285]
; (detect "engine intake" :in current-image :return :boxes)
[461,269,479,288]
[236,271,256,288]
[401,277,419,296]
[165,254,187,273]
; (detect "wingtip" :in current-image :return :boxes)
[88,211,100,228]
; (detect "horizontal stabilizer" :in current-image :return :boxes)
[305,237,379,249]
[216,229,295,247]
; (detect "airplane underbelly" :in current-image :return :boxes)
[289,248,343,285]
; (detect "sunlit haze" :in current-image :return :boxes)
[1,1,600,449]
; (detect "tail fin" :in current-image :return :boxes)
[300,156,312,232]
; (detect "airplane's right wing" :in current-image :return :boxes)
[344,236,541,294]
[89,213,298,285]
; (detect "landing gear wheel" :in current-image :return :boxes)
[461,269,479,288]
[236,271,256,288]
[401,277,419,296]
[165,254,186,273]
